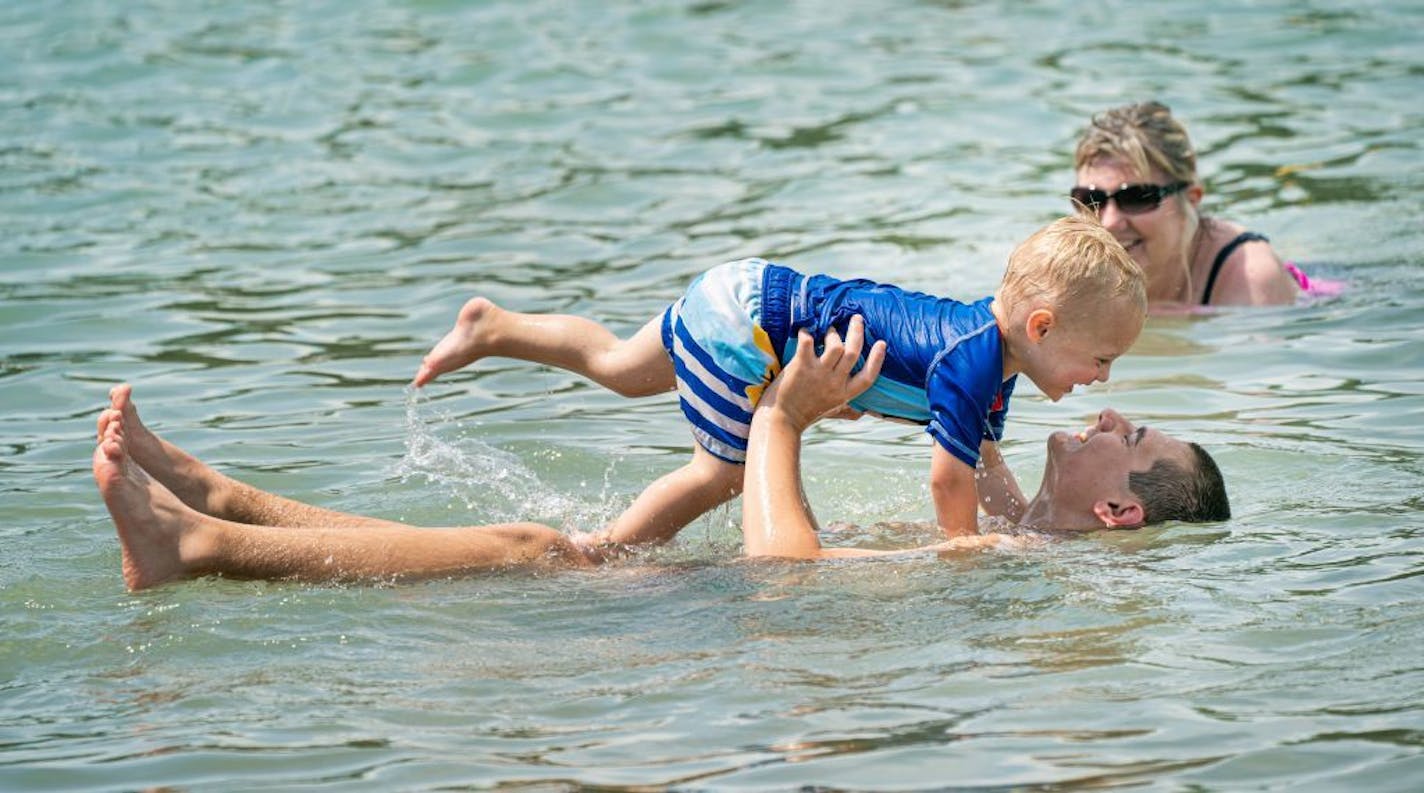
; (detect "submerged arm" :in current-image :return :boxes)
[1216,241,1299,306]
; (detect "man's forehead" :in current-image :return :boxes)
[1141,427,1194,467]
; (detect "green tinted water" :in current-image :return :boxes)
[3,1,1422,789]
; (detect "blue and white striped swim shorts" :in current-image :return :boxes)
[660,258,783,463]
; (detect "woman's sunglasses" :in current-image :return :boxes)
[1070,181,1189,216]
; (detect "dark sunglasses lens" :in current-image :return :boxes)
[1070,188,1106,210]
[1113,185,1161,214]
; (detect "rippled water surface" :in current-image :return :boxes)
[4,1,1423,789]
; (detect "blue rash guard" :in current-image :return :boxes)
[767,264,1015,466]
[661,258,1015,466]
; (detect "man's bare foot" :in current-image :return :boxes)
[98,384,165,467]
[413,297,502,387]
[93,411,207,590]
[98,384,229,515]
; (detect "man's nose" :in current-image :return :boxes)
[1097,407,1132,434]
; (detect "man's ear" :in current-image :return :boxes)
[1025,308,1055,343]
[1093,499,1145,528]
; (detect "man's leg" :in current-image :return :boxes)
[101,385,403,530]
[414,299,675,397]
[94,411,592,591]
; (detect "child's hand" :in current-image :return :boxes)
[762,315,885,432]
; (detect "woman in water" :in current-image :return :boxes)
[1071,101,1336,309]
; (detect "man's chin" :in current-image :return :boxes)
[1046,430,1076,455]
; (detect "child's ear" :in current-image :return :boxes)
[1026,308,1055,343]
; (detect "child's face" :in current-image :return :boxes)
[1021,300,1142,402]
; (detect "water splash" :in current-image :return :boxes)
[391,388,614,530]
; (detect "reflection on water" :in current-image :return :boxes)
[2,0,1423,789]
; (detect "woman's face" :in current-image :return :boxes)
[1074,157,1201,293]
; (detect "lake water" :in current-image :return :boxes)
[3,1,1423,789]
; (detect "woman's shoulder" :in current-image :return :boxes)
[1199,218,1296,306]
[1202,218,1259,249]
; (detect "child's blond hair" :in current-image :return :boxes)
[997,215,1146,315]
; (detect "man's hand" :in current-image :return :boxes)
[819,404,865,422]
[760,315,886,432]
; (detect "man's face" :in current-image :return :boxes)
[1034,408,1196,529]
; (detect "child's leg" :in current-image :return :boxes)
[414,297,675,397]
[579,445,744,553]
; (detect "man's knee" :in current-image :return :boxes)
[501,523,596,567]
[501,521,565,549]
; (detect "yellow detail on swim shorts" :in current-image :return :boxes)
[742,324,783,406]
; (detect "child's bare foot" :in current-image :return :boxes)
[93,412,207,590]
[413,297,502,387]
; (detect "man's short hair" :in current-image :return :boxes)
[1128,442,1231,524]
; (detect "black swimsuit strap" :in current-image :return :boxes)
[1201,231,1270,305]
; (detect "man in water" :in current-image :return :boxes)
[93,323,1228,589]
[737,326,1229,558]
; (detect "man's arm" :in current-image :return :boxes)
[742,318,884,559]
[743,400,1013,558]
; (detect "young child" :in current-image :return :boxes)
[414,215,1145,546]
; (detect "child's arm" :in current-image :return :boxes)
[976,439,1027,522]
[930,444,981,538]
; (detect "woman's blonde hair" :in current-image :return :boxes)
[998,215,1146,312]
[1075,101,1197,183]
